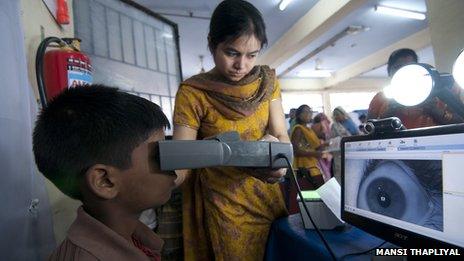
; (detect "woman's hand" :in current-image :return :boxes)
[172,125,199,187]
[246,134,287,184]
[247,167,286,184]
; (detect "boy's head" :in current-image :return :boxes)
[387,48,418,77]
[33,85,176,211]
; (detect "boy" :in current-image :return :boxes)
[33,85,176,260]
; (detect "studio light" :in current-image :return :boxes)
[453,49,464,88]
[375,5,426,20]
[390,64,433,106]
[279,0,293,11]
[383,84,394,99]
[388,56,464,118]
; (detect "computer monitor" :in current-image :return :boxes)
[341,124,464,250]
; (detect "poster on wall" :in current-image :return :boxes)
[42,0,69,24]
[42,0,58,22]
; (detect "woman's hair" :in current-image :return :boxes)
[295,104,311,125]
[208,0,267,53]
[313,115,321,124]
[313,113,328,124]
[333,106,348,120]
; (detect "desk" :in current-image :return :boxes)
[265,214,389,261]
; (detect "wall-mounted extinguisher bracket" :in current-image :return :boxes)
[35,37,92,108]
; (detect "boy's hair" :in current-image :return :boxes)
[387,48,418,77]
[33,85,170,199]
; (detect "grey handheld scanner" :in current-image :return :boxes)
[152,131,293,171]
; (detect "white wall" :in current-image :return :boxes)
[280,77,385,116]
[427,0,464,73]
[1,1,56,258]
[20,0,80,244]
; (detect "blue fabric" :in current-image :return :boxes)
[342,118,359,135]
[265,214,388,261]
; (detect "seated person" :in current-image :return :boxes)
[33,85,176,260]
[368,48,463,129]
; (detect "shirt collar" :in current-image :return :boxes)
[67,206,163,260]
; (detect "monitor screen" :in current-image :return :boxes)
[341,124,464,249]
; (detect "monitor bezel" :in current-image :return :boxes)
[341,123,464,250]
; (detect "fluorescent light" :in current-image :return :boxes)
[375,5,426,20]
[279,0,293,11]
[162,33,173,39]
[297,70,332,78]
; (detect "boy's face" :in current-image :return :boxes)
[116,130,176,212]
[389,55,416,77]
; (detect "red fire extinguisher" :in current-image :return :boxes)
[35,37,92,108]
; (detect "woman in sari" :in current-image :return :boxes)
[290,105,329,188]
[330,106,355,184]
[332,106,360,136]
[172,1,289,260]
[311,113,333,181]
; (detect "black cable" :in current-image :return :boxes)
[340,241,387,260]
[278,154,337,261]
[35,37,64,108]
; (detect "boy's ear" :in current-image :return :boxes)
[85,164,119,200]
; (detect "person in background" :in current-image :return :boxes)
[172,1,288,259]
[33,85,175,260]
[288,108,297,133]
[332,106,360,136]
[285,108,296,133]
[290,105,328,188]
[312,113,333,181]
[358,113,367,132]
[330,106,354,184]
[312,113,332,140]
[367,48,463,129]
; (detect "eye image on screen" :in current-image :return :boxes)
[345,159,443,231]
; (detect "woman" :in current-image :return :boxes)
[311,113,333,181]
[312,113,332,141]
[331,106,359,136]
[290,105,328,188]
[330,106,355,184]
[172,1,288,260]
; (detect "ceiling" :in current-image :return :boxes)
[134,0,431,88]
[134,0,319,78]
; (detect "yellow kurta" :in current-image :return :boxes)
[290,124,322,177]
[173,77,288,261]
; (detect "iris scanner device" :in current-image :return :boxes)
[153,131,293,171]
